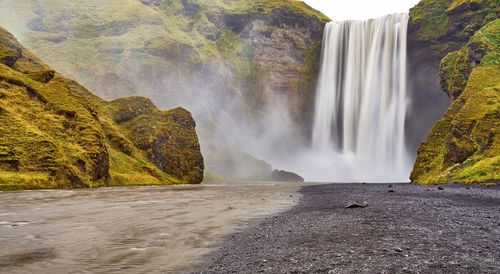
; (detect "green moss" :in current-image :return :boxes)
[439,19,499,99]
[106,147,179,187]
[409,0,450,41]
[0,171,53,191]
[410,0,499,59]
[109,101,205,184]
[216,26,253,75]
[412,20,500,184]
[0,26,204,190]
[225,0,329,21]
[439,48,470,98]
[291,35,306,50]
[0,0,328,183]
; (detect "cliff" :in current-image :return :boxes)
[0,27,204,190]
[409,0,499,184]
[406,0,499,153]
[0,0,329,179]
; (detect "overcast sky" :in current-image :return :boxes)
[303,0,421,21]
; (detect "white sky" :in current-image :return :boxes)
[303,0,421,21]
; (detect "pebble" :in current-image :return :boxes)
[203,184,500,273]
[346,201,369,208]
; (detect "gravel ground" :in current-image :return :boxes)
[201,183,500,273]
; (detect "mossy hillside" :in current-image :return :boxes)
[0,63,109,190]
[409,0,450,41]
[411,20,499,184]
[409,0,499,60]
[0,0,329,180]
[0,26,204,190]
[223,0,329,21]
[108,97,204,185]
[439,18,499,99]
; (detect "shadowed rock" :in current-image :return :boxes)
[271,170,304,182]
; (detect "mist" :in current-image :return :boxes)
[0,0,447,183]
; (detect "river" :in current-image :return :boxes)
[0,182,303,273]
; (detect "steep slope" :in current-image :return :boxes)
[409,0,498,66]
[0,26,203,190]
[406,0,499,153]
[409,0,499,184]
[0,0,329,179]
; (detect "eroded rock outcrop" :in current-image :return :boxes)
[109,98,204,184]
[271,169,304,182]
[0,0,329,180]
[406,0,499,153]
[0,27,204,190]
[409,0,499,184]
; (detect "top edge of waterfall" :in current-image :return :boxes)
[327,13,409,24]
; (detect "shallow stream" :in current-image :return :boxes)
[0,182,303,273]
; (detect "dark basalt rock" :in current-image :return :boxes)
[0,49,20,67]
[345,201,369,208]
[181,0,201,16]
[271,169,304,182]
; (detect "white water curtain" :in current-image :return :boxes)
[312,14,410,182]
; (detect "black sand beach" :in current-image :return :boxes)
[202,183,500,273]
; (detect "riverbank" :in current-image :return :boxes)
[202,183,500,273]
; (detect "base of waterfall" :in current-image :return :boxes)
[270,148,412,183]
[202,183,500,273]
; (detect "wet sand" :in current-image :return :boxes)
[0,182,303,273]
[203,184,500,273]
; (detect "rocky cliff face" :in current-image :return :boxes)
[406,0,499,154]
[0,26,204,190]
[0,0,329,179]
[409,0,499,184]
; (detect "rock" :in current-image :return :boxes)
[409,3,499,185]
[0,1,330,181]
[438,186,444,190]
[345,201,369,209]
[206,150,273,181]
[109,97,157,124]
[395,247,403,252]
[119,106,205,184]
[388,189,395,193]
[0,27,204,190]
[181,0,201,16]
[25,70,55,83]
[271,170,304,182]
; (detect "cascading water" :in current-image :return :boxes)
[311,14,411,182]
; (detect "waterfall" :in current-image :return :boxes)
[312,14,410,182]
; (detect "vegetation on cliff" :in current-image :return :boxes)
[0,27,204,190]
[409,0,498,60]
[411,19,499,184]
[0,0,329,180]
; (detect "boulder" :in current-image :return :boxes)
[271,169,304,182]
